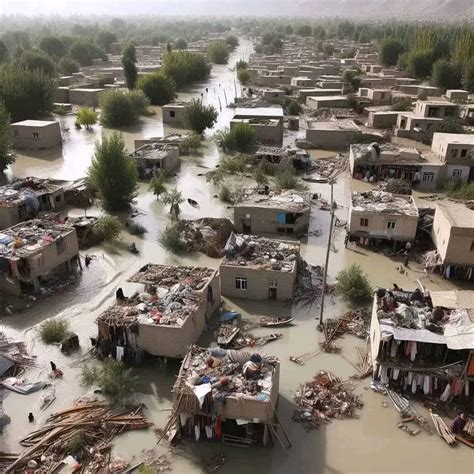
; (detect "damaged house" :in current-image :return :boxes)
[219,233,299,301]
[253,146,311,172]
[95,265,221,360]
[131,143,180,179]
[234,189,311,237]
[0,220,79,296]
[0,178,65,230]
[348,191,419,248]
[370,288,474,402]
[171,345,280,446]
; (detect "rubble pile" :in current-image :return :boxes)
[65,216,102,249]
[64,179,92,207]
[223,233,298,272]
[0,178,60,208]
[293,370,363,430]
[376,179,412,195]
[176,218,234,258]
[351,191,418,216]
[305,154,347,179]
[4,401,151,473]
[293,259,325,307]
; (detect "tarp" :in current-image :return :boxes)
[430,290,474,311]
[444,309,474,350]
[221,311,240,322]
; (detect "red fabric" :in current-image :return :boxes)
[214,418,222,439]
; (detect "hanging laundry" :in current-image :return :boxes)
[440,383,451,402]
[410,341,417,362]
[116,345,124,361]
[390,340,399,358]
[423,375,430,395]
[194,424,200,441]
[392,368,400,380]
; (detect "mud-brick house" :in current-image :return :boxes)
[0,178,65,230]
[234,189,311,237]
[131,143,180,179]
[219,233,299,301]
[232,107,284,145]
[348,191,419,248]
[429,201,474,281]
[11,120,61,150]
[68,88,105,107]
[95,265,221,361]
[171,345,280,446]
[370,288,474,401]
[162,102,186,124]
[0,219,79,296]
[305,119,360,149]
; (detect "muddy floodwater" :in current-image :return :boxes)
[0,39,473,474]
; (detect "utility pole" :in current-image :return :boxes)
[319,179,335,325]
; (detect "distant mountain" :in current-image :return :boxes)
[2,0,473,20]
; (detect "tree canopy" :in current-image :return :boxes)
[378,38,404,67]
[183,99,218,134]
[16,49,56,76]
[137,72,176,105]
[431,59,462,91]
[207,40,229,64]
[161,51,211,88]
[99,91,140,127]
[39,36,66,58]
[69,39,104,66]
[0,102,14,171]
[59,56,80,75]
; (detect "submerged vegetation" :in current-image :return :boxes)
[40,319,69,344]
[336,264,373,305]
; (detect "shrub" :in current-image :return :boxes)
[183,99,218,134]
[214,124,256,153]
[128,222,147,235]
[76,108,97,129]
[159,224,186,253]
[99,91,138,127]
[16,49,56,75]
[93,216,123,241]
[40,319,69,344]
[162,187,184,219]
[436,118,465,134]
[237,68,250,85]
[236,60,248,70]
[226,35,239,50]
[275,167,303,190]
[336,264,373,305]
[174,38,188,50]
[390,98,412,111]
[219,184,234,203]
[443,180,474,200]
[137,72,176,106]
[285,98,303,115]
[80,359,138,405]
[182,132,202,153]
[253,165,269,186]
[149,175,167,198]
[128,90,150,115]
[207,40,229,64]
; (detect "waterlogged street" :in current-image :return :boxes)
[0,39,472,473]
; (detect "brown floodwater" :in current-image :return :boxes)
[0,39,473,473]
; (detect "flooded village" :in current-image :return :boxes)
[0,9,473,474]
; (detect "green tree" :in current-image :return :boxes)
[336,264,373,305]
[0,40,8,63]
[431,60,462,91]
[462,58,474,92]
[237,68,250,85]
[214,124,256,153]
[0,102,14,171]
[128,90,150,116]
[88,132,138,211]
[296,25,312,37]
[343,69,361,92]
[275,167,303,190]
[76,107,98,129]
[162,187,184,219]
[0,65,55,121]
[99,91,138,127]
[122,58,138,90]
[97,31,117,53]
[69,39,104,66]
[39,36,66,58]
[174,38,188,50]
[17,50,56,75]
[182,132,202,154]
[452,33,474,67]
[378,38,403,67]
[59,56,80,75]
[226,35,239,50]
[122,43,137,64]
[390,98,413,111]
[285,25,294,35]
[161,51,211,88]
[207,40,229,64]
[183,99,218,134]
[285,99,303,115]
[159,224,186,253]
[149,175,167,198]
[406,49,434,79]
[236,59,248,70]
[137,72,176,105]
[436,118,465,134]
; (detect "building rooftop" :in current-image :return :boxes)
[0,219,75,259]
[435,201,474,229]
[351,191,419,217]
[234,107,284,119]
[222,233,299,272]
[132,143,178,161]
[12,120,58,127]
[309,95,348,101]
[162,102,187,107]
[233,118,280,126]
[307,119,360,131]
[0,178,62,208]
[236,189,311,212]
[432,132,474,145]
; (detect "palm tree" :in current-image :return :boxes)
[162,187,184,220]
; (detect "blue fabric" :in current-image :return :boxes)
[221,311,240,322]
[277,211,286,224]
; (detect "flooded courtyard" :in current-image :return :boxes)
[0,38,472,474]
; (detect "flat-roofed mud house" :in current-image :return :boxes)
[162,103,186,124]
[0,178,65,230]
[306,119,360,149]
[171,345,280,446]
[234,189,311,237]
[253,146,311,172]
[232,107,284,145]
[95,265,221,361]
[370,288,474,401]
[348,191,419,248]
[131,143,180,179]
[0,220,79,296]
[11,120,62,150]
[220,233,299,301]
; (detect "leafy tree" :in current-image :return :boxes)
[122,58,138,90]
[69,39,104,66]
[285,99,303,115]
[285,25,294,35]
[296,25,312,37]
[0,40,8,63]
[275,167,303,190]
[96,31,117,53]
[226,35,239,50]
[236,60,248,70]
[122,43,137,64]
[390,98,412,111]
[99,91,139,127]
[237,68,250,85]
[161,51,211,88]
[167,42,172,54]
[378,38,403,67]
[81,359,138,405]
[207,40,229,64]
[59,56,80,75]
[39,36,66,58]
[16,50,56,76]
[149,175,167,198]
[88,132,138,211]
[343,69,361,92]
[137,72,176,105]
[406,49,434,79]
[128,90,150,116]
[451,33,474,67]
[214,124,256,153]
[183,99,218,134]
[159,224,186,253]
[182,132,202,154]
[0,102,14,171]
[174,38,188,50]
[461,58,474,92]
[431,60,462,91]
[162,187,184,220]
[336,264,373,305]
[322,43,335,56]
[0,65,55,121]
[93,215,123,241]
[436,118,465,134]
[76,107,98,129]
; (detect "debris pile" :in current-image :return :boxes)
[64,179,92,207]
[65,216,102,248]
[376,179,412,195]
[293,370,363,430]
[293,259,325,307]
[4,401,151,473]
[351,191,418,216]
[304,154,347,180]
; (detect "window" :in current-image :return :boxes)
[460,149,467,158]
[235,276,247,290]
[169,111,175,118]
[387,221,396,230]
[360,218,369,227]
[444,108,454,117]
[452,169,463,178]
[32,132,39,139]
[423,172,434,182]
[427,107,439,118]
[450,149,459,158]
